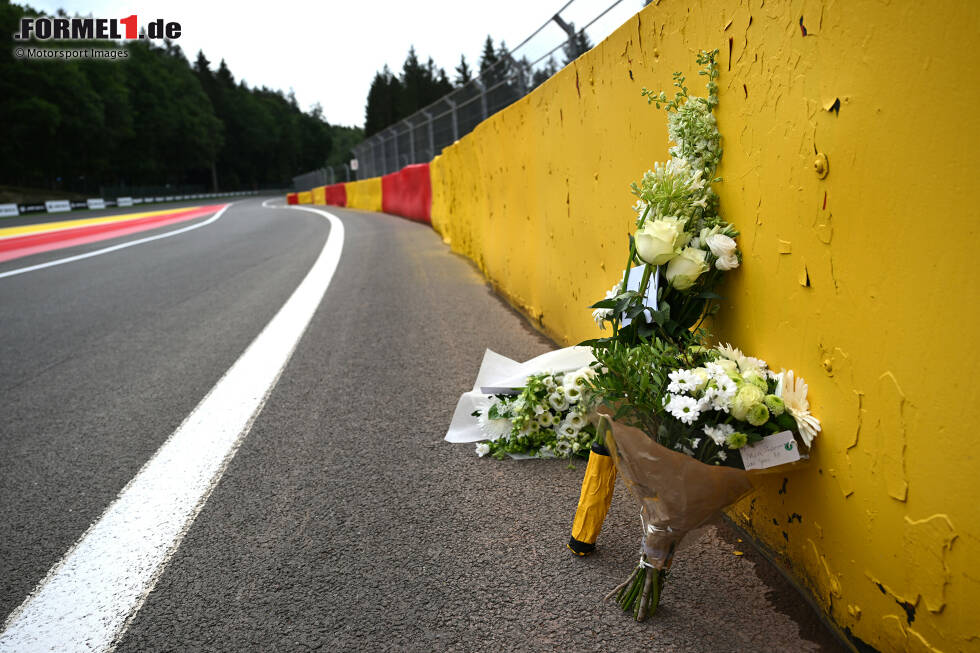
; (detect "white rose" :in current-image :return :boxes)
[665,247,709,290]
[705,233,739,271]
[635,217,690,265]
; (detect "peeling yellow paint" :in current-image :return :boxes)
[871,372,909,503]
[428,1,980,650]
[904,514,957,614]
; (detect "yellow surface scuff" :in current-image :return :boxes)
[428,1,980,650]
[344,178,383,212]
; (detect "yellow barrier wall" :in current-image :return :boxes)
[344,177,383,212]
[430,1,980,650]
[311,186,326,205]
[297,191,312,205]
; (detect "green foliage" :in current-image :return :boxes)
[587,339,689,436]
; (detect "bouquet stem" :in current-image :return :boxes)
[606,555,667,621]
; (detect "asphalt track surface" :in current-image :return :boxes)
[0,198,846,652]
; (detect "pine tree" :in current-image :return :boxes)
[454,55,472,86]
[562,25,593,64]
[479,36,500,88]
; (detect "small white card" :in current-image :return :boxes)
[740,431,801,470]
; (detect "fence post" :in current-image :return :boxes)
[447,98,459,142]
[422,110,434,160]
[407,122,415,165]
[385,127,398,174]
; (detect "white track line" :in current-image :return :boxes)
[0,205,345,653]
[0,204,233,280]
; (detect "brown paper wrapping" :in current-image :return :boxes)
[600,415,755,569]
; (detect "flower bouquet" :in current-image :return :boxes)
[474,365,597,459]
[569,50,821,620]
[444,347,598,459]
[589,338,819,618]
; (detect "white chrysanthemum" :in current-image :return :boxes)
[717,450,727,461]
[665,394,701,425]
[703,423,734,446]
[475,442,490,457]
[667,368,700,394]
[776,369,821,447]
[477,411,513,441]
[704,361,729,381]
[691,437,701,448]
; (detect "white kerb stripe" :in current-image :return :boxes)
[0,205,345,652]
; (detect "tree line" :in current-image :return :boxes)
[364,31,593,138]
[0,2,362,196]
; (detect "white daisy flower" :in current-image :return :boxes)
[704,361,728,380]
[665,394,701,425]
[667,369,700,394]
[703,379,735,412]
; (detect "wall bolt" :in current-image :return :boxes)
[814,152,829,179]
